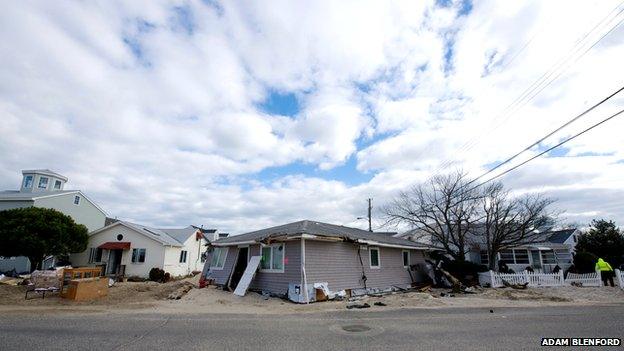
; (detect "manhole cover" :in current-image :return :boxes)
[341,325,371,333]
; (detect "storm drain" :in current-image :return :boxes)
[341,325,371,333]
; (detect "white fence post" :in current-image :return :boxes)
[558,270,564,286]
[490,270,496,288]
[524,270,530,285]
[615,269,623,288]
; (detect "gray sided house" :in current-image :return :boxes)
[0,169,107,273]
[203,220,429,301]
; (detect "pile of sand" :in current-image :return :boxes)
[1,278,622,315]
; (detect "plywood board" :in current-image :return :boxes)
[233,256,261,296]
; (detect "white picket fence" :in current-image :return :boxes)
[616,269,623,289]
[482,270,565,288]
[480,270,612,288]
[564,272,601,287]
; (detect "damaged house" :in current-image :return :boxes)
[202,220,430,302]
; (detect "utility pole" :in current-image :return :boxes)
[367,198,372,232]
[357,198,373,232]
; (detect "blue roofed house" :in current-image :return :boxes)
[397,227,581,273]
[0,169,107,273]
[70,221,212,278]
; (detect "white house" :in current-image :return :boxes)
[70,221,211,278]
[0,169,107,273]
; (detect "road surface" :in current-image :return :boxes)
[1,305,622,350]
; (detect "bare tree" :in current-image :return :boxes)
[480,182,556,270]
[384,171,481,262]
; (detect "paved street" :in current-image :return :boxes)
[1,305,622,350]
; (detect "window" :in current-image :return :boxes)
[402,250,410,268]
[499,250,515,264]
[23,175,33,188]
[117,234,123,241]
[54,180,62,190]
[210,247,228,270]
[88,248,103,263]
[555,249,572,264]
[200,251,207,263]
[369,247,380,268]
[541,250,556,264]
[179,250,188,263]
[513,249,530,264]
[38,176,49,189]
[131,248,146,263]
[480,250,489,266]
[260,244,285,272]
[74,195,81,205]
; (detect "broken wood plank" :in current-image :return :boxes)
[233,256,262,297]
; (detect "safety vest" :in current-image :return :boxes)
[595,259,613,272]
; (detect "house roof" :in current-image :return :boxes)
[91,221,201,247]
[0,190,108,216]
[213,220,428,249]
[0,190,77,201]
[546,229,577,244]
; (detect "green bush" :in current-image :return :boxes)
[573,251,598,273]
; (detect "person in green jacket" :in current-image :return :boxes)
[595,258,614,287]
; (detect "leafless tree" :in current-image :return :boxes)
[383,171,482,262]
[480,182,556,270]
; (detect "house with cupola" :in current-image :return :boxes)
[0,169,108,272]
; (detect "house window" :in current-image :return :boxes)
[179,250,188,263]
[88,248,103,263]
[555,249,572,264]
[74,195,81,205]
[499,250,515,264]
[54,180,62,190]
[513,249,530,264]
[402,250,410,268]
[541,250,556,264]
[480,250,489,266]
[369,247,380,268]
[23,175,33,188]
[131,248,146,263]
[260,243,285,272]
[210,247,228,270]
[38,176,49,189]
[200,251,207,263]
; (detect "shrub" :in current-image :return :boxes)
[163,272,171,283]
[149,267,165,282]
[573,251,598,273]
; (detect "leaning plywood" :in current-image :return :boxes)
[233,256,261,297]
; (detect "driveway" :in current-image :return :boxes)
[1,305,622,350]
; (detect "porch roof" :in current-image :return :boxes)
[98,242,131,250]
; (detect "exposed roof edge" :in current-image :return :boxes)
[212,235,430,250]
[89,221,183,247]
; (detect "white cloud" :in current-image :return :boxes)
[0,0,623,233]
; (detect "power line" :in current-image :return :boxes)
[431,2,624,175]
[469,107,624,191]
[467,85,624,186]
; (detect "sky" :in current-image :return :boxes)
[1,0,623,234]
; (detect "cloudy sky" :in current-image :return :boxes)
[1,0,623,233]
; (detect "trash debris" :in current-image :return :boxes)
[346,302,371,309]
[501,279,529,290]
[261,291,270,300]
[167,283,193,300]
[373,301,387,306]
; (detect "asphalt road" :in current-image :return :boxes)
[1,305,623,350]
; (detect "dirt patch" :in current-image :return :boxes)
[1,278,622,315]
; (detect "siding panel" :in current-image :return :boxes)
[304,240,426,292]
